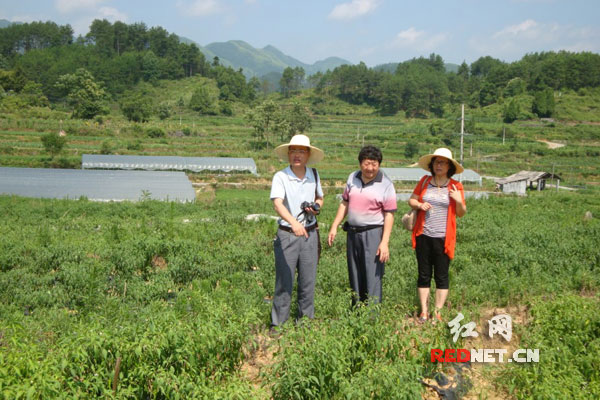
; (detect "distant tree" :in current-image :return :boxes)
[504,77,526,97]
[0,54,8,70]
[219,100,233,116]
[307,72,323,89]
[141,51,161,83]
[127,22,148,52]
[281,102,312,140]
[478,81,498,107]
[457,61,469,80]
[244,100,280,147]
[280,67,305,98]
[448,61,470,103]
[86,19,114,57]
[374,74,403,115]
[113,21,128,55]
[158,102,171,120]
[189,85,216,115]
[41,132,66,158]
[404,141,419,159]
[532,88,555,118]
[55,68,108,119]
[120,93,153,122]
[20,81,49,107]
[470,56,504,77]
[0,66,28,92]
[503,98,520,123]
[248,76,261,95]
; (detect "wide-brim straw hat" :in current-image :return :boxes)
[417,147,464,174]
[274,134,324,165]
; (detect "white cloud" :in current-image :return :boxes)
[391,27,448,50]
[98,6,127,22]
[328,0,380,20]
[471,20,600,60]
[177,0,223,17]
[493,19,538,38]
[55,0,108,14]
[395,27,423,44]
[69,9,128,36]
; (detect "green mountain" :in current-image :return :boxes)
[189,39,350,78]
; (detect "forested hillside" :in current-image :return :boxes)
[2,19,600,123]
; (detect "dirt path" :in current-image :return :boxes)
[537,139,566,149]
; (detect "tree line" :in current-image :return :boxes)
[0,20,256,102]
[1,19,600,126]
[309,51,600,118]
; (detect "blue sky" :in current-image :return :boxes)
[2,0,599,66]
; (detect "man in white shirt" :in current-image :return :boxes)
[270,135,324,328]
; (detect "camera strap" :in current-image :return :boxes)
[312,168,319,201]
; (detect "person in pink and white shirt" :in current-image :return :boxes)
[328,146,397,305]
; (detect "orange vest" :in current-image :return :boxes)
[411,176,465,259]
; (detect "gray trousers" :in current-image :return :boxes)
[346,227,384,305]
[271,228,319,326]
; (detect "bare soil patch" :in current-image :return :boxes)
[537,139,566,149]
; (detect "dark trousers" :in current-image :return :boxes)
[416,234,450,289]
[346,227,384,305]
[271,228,319,326]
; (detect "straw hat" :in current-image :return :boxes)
[417,148,464,174]
[274,134,324,165]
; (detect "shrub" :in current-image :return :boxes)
[158,103,171,120]
[146,127,165,138]
[100,140,115,154]
[41,132,66,158]
[121,95,153,123]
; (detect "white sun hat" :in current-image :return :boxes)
[274,134,324,165]
[417,147,464,174]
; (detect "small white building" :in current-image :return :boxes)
[495,171,561,195]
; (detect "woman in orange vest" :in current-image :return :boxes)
[408,148,466,324]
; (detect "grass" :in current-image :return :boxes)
[0,189,598,398]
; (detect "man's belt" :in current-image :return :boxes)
[278,223,318,233]
[342,222,383,233]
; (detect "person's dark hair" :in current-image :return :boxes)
[428,156,456,178]
[358,145,382,164]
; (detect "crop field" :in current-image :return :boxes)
[1,189,598,399]
[1,84,600,186]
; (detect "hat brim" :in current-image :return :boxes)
[274,144,324,165]
[417,154,464,174]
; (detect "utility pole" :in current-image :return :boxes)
[460,104,465,166]
[552,163,558,192]
[503,127,506,145]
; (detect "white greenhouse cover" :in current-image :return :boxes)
[381,168,482,185]
[82,154,258,175]
[0,167,196,202]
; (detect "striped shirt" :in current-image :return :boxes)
[422,182,449,238]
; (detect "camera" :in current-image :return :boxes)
[300,201,320,215]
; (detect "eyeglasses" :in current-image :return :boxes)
[289,149,308,154]
[433,159,449,165]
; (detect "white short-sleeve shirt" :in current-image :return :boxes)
[270,166,323,228]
